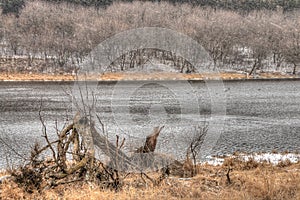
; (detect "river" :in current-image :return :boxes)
[0,80,299,168]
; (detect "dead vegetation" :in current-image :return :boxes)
[0,112,299,199]
[1,159,299,199]
[0,111,178,195]
[0,1,299,75]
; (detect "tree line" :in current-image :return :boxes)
[0,1,299,74]
[2,0,300,16]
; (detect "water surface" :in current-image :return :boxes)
[0,80,299,168]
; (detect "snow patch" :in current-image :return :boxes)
[202,153,300,166]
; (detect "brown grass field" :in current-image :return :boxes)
[1,158,299,200]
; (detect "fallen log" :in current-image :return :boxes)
[9,113,176,191]
[73,113,135,171]
[73,114,173,173]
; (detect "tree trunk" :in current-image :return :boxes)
[249,59,258,76]
[73,114,132,171]
[135,126,164,153]
[293,63,297,75]
[73,113,171,172]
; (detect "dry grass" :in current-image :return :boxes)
[0,73,75,81]
[0,72,298,81]
[1,161,299,200]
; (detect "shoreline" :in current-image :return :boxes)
[0,72,299,82]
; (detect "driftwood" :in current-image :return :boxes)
[73,113,173,172]
[5,108,207,193]
[73,113,134,171]
[52,113,171,174]
[10,112,177,191]
[73,114,176,174]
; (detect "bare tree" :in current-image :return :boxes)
[1,1,300,75]
[283,26,300,75]
[185,125,208,177]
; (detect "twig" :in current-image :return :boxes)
[226,168,233,185]
[35,140,59,155]
[116,135,125,149]
[0,137,27,161]
[120,138,125,149]
[116,135,119,148]
[140,172,156,186]
[96,114,105,135]
[39,99,57,163]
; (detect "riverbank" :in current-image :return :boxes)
[0,72,299,81]
[1,157,299,199]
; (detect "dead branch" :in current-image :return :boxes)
[135,126,164,153]
[50,156,89,179]
[39,99,57,164]
[10,111,171,192]
[57,123,74,170]
[34,140,59,155]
